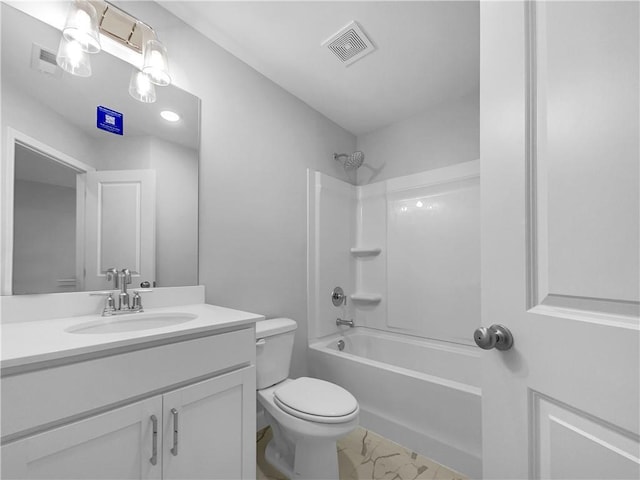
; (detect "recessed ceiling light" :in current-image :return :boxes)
[160,110,180,122]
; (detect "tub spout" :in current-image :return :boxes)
[336,318,354,328]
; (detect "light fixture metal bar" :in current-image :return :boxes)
[90,0,156,53]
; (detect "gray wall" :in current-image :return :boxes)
[13,180,76,294]
[356,91,479,185]
[119,4,478,377]
[1,82,97,168]
[123,3,357,377]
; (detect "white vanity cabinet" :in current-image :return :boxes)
[2,396,164,479]
[1,326,257,480]
[162,368,253,480]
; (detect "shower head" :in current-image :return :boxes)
[334,151,365,170]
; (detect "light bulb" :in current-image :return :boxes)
[129,69,156,103]
[56,36,92,77]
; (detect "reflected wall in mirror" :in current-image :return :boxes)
[1,4,200,295]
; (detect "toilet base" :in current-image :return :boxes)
[264,417,295,478]
[264,417,341,479]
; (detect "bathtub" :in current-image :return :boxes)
[308,327,482,478]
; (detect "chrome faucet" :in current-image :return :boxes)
[98,268,151,316]
[336,318,354,328]
[118,268,132,310]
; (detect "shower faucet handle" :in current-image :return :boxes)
[331,287,347,306]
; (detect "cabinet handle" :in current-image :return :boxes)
[149,415,158,465]
[170,408,179,456]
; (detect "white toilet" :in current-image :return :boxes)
[256,318,359,479]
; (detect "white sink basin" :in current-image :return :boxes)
[66,312,198,334]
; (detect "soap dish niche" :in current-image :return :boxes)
[350,247,382,257]
[349,293,382,305]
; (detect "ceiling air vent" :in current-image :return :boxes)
[322,21,375,67]
[31,43,62,78]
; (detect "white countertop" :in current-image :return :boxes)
[1,303,263,372]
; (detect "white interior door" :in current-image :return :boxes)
[480,2,639,479]
[84,170,156,291]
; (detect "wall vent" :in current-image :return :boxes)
[322,21,375,67]
[31,43,62,78]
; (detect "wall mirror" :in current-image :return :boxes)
[1,4,200,295]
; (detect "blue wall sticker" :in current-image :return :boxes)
[97,106,124,135]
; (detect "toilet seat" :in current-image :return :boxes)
[273,377,359,424]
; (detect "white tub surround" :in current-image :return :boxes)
[1,287,262,479]
[308,161,480,345]
[309,328,481,478]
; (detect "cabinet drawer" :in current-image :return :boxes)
[1,327,255,440]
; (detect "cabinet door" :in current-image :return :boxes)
[1,396,162,480]
[162,367,256,480]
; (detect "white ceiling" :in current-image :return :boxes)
[161,1,479,136]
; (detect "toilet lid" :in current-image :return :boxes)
[273,377,358,419]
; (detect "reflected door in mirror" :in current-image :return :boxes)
[84,170,156,290]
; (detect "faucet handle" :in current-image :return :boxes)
[131,289,152,311]
[90,291,116,315]
[106,268,119,288]
[105,293,116,313]
[131,292,142,311]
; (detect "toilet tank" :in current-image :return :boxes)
[256,318,297,389]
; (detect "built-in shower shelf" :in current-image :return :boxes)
[349,293,382,304]
[350,247,382,257]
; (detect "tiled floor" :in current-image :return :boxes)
[257,426,467,480]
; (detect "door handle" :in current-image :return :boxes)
[170,408,179,456]
[474,324,514,351]
[149,415,158,465]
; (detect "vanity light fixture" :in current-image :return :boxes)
[56,0,171,104]
[61,0,101,54]
[160,110,180,122]
[143,39,171,86]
